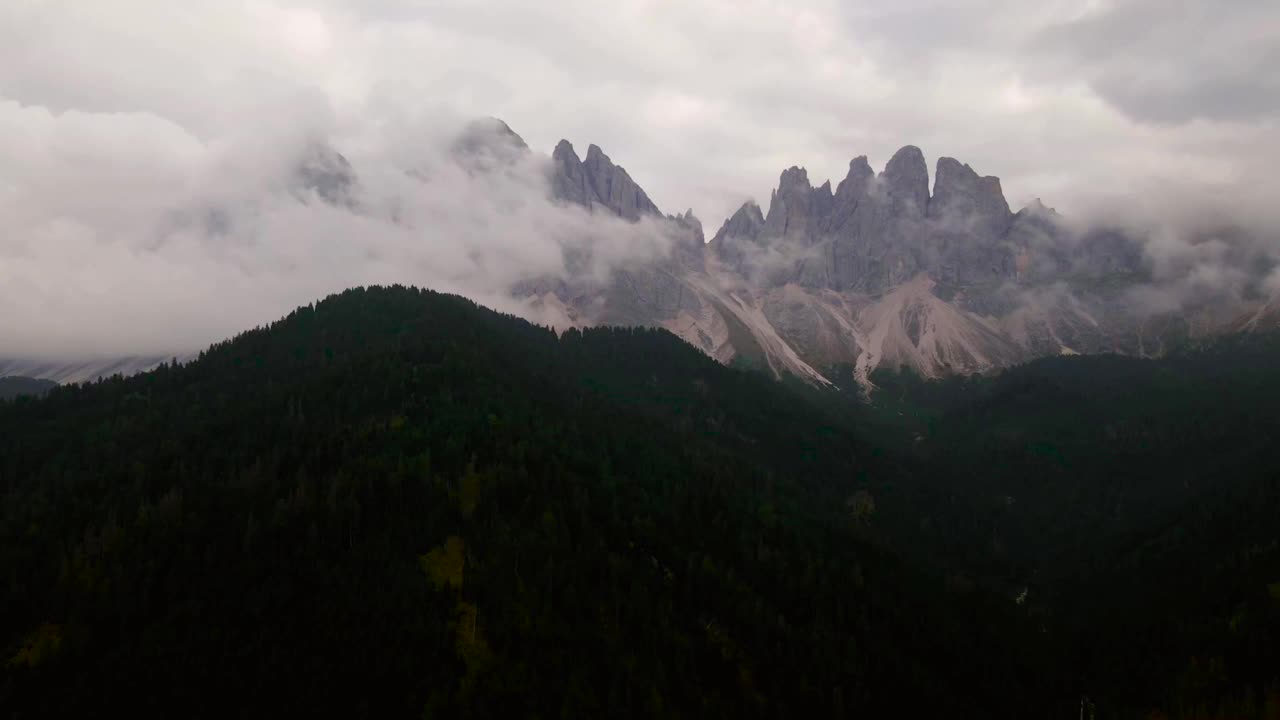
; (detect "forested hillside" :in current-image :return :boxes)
[2,285,1279,718]
[0,286,1051,718]
[855,343,1280,718]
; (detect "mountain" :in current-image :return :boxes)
[0,285,1052,717]
[0,376,56,400]
[550,140,661,220]
[16,120,1268,389]
[526,129,1277,388]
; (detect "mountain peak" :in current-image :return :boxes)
[929,156,1011,235]
[581,142,660,221]
[834,156,875,200]
[711,201,766,246]
[465,117,528,148]
[549,139,596,208]
[762,165,837,240]
[549,140,659,221]
[886,145,926,171]
[778,166,812,193]
[1020,198,1057,216]
[668,209,707,266]
[881,145,930,216]
[553,138,576,155]
[848,155,873,176]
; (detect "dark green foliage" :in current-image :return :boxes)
[859,341,1280,718]
[4,285,1278,719]
[0,286,1051,718]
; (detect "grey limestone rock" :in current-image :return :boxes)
[928,157,1013,238]
[881,145,930,218]
[550,140,661,221]
[583,144,661,220]
[550,140,598,209]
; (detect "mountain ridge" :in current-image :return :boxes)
[9,118,1275,389]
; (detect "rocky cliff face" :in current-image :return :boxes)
[527,130,1208,389]
[707,144,1130,297]
[550,141,660,221]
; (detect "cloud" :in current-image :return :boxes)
[1033,0,1280,126]
[0,97,677,357]
[2,0,1279,358]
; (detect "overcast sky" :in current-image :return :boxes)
[2,0,1278,356]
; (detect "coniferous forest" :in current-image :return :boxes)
[2,285,1278,718]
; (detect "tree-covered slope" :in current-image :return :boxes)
[0,286,1052,718]
[858,341,1280,718]
[5,285,1278,718]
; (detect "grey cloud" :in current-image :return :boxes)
[1033,0,1280,125]
[0,97,677,358]
[2,0,1280,361]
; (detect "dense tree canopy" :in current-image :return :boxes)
[0,286,1047,718]
[2,285,1278,718]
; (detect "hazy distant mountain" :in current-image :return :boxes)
[0,356,173,385]
[0,376,57,400]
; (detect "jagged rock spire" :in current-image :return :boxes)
[711,201,765,246]
[550,140,660,221]
[550,140,597,209]
[881,145,930,217]
[928,156,1013,237]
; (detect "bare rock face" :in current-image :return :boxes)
[550,140,662,221]
[507,125,1221,389]
[582,144,661,221]
[763,167,829,241]
[709,201,766,275]
[667,209,708,271]
[550,140,598,209]
[713,201,766,244]
[811,146,936,293]
[881,145,930,218]
[1005,200,1071,281]
[928,157,1012,237]
[926,158,1016,287]
[823,156,875,235]
[708,145,1141,295]
[551,139,661,221]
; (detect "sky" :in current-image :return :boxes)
[2,0,1278,357]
